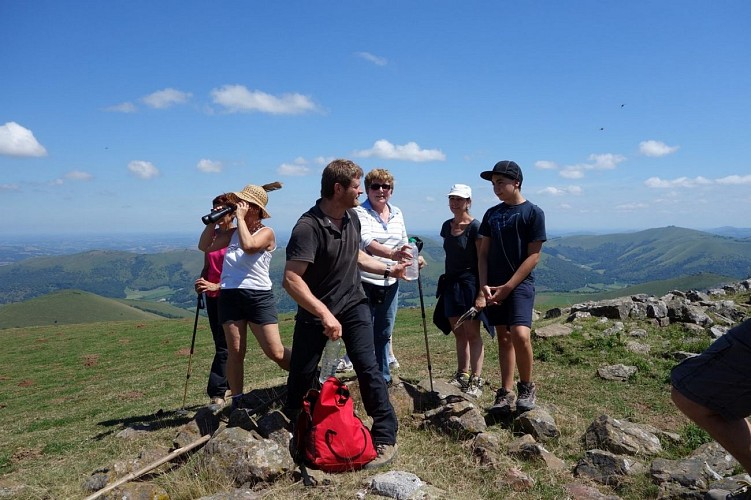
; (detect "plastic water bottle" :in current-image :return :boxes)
[404,238,419,281]
[319,338,343,383]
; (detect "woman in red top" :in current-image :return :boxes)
[195,193,236,407]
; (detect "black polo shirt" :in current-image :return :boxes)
[286,200,366,321]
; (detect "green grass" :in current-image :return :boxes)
[0,293,748,499]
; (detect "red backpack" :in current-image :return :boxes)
[292,376,377,472]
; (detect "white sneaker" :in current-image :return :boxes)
[388,358,400,370]
[336,358,353,372]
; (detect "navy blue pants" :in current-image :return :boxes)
[284,300,397,445]
[205,295,229,399]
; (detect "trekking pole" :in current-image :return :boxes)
[180,294,204,412]
[412,237,434,392]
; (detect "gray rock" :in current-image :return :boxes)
[583,415,662,456]
[647,301,668,319]
[515,407,560,442]
[508,434,566,471]
[709,326,729,339]
[100,482,169,500]
[672,351,698,361]
[564,483,622,500]
[421,399,487,438]
[628,328,648,337]
[544,307,562,319]
[203,426,293,485]
[368,471,423,500]
[575,449,645,486]
[535,323,573,338]
[473,432,502,467]
[625,340,650,355]
[597,364,637,382]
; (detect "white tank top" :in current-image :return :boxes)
[220,227,275,290]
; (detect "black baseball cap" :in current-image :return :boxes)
[480,160,523,186]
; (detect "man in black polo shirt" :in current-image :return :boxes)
[283,159,407,469]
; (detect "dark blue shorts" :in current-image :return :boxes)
[443,274,479,318]
[484,281,535,328]
[219,288,278,326]
[671,319,751,421]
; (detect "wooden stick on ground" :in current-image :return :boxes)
[83,433,211,500]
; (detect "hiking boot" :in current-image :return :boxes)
[363,443,397,470]
[448,371,470,390]
[706,485,751,500]
[463,375,484,398]
[516,381,537,412]
[489,387,516,416]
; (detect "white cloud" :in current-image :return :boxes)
[49,178,64,186]
[715,174,751,185]
[353,139,446,162]
[197,159,222,173]
[356,51,388,66]
[104,102,137,113]
[0,122,47,157]
[560,167,585,179]
[65,170,93,181]
[278,157,312,176]
[539,185,582,196]
[0,183,20,191]
[128,160,160,179]
[588,153,625,169]
[644,176,712,188]
[616,202,649,210]
[535,160,558,170]
[639,140,679,157]
[211,84,318,115]
[141,88,192,109]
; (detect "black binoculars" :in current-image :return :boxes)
[201,205,236,225]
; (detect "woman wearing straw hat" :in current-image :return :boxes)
[202,182,291,408]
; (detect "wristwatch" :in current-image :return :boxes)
[383,263,392,280]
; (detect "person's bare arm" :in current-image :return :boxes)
[283,260,342,340]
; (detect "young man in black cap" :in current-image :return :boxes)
[476,160,546,416]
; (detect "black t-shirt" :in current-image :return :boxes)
[478,200,546,285]
[440,218,480,277]
[286,200,366,321]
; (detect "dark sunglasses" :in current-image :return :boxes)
[369,183,391,191]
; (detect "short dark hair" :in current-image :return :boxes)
[321,159,364,199]
[212,193,233,207]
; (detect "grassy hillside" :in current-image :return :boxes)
[545,226,751,283]
[1,226,750,317]
[4,291,748,498]
[0,290,170,329]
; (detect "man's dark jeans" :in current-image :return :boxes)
[284,300,397,445]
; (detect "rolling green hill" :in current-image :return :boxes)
[1,226,750,321]
[544,226,751,285]
[0,290,171,329]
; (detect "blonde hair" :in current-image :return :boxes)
[364,168,395,192]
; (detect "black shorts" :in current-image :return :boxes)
[671,319,751,421]
[484,280,535,328]
[443,274,479,318]
[219,288,278,326]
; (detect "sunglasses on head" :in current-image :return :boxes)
[369,183,391,191]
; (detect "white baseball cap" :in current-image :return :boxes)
[447,184,472,199]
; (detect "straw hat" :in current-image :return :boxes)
[232,181,282,219]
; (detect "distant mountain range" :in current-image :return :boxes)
[0,226,749,319]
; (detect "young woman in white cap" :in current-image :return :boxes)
[200,182,291,408]
[439,184,486,397]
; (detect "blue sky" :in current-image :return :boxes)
[2,1,750,238]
